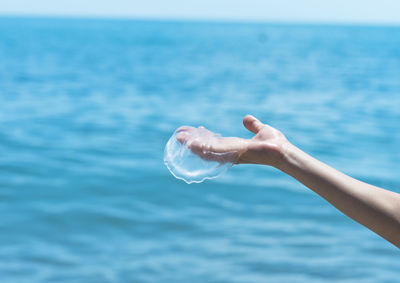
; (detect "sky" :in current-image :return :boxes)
[1,0,400,25]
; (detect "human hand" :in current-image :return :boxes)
[176,115,290,167]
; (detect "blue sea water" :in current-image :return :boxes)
[0,17,399,282]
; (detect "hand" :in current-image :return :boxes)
[176,115,290,167]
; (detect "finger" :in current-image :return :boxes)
[186,139,215,161]
[187,139,235,163]
[176,126,193,133]
[243,115,264,134]
[176,131,191,144]
[197,125,215,135]
[176,126,213,144]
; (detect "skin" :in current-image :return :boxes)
[177,115,400,249]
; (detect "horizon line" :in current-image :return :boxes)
[1,13,400,28]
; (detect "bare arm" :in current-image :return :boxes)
[278,142,400,248]
[177,115,400,248]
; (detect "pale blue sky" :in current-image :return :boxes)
[2,0,400,25]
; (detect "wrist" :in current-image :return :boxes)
[274,141,300,172]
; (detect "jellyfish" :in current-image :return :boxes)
[164,126,239,184]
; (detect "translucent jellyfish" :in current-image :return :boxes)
[164,126,239,184]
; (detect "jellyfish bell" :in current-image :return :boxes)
[164,126,238,184]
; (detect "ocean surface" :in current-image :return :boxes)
[0,17,399,282]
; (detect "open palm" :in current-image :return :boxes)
[176,115,288,167]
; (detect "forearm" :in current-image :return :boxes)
[276,143,400,248]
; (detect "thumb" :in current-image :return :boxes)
[243,115,264,134]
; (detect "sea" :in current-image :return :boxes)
[0,17,399,282]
